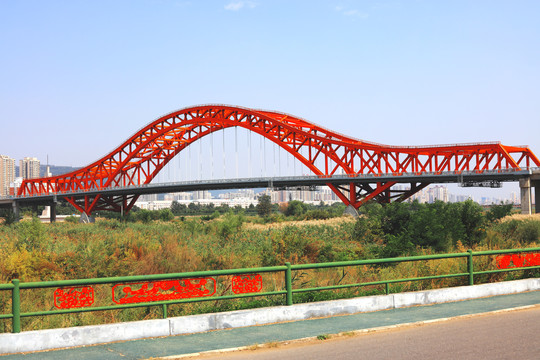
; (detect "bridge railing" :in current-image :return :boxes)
[1,247,539,333]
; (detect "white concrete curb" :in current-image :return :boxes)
[1,278,539,354]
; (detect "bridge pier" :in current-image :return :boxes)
[521,177,540,214]
[50,202,56,223]
[533,180,540,214]
[344,205,359,218]
[79,212,95,223]
[12,201,19,222]
[520,178,532,214]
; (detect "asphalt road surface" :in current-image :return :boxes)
[192,306,540,360]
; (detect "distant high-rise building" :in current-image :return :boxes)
[193,190,211,200]
[45,165,52,178]
[140,194,158,201]
[20,157,40,179]
[432,185,448,203]
[510,192,518,204]
[0,155,16,196]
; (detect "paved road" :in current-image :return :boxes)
[195,306,540,360]
[2,291,540,359]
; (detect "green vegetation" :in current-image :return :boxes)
[256,195,272,217]
[0,200,538,332]
[0,209,19,226]
[354,200,488,257]
[169,201,254,217]
[100,198,346,221]
[0,201,537,281]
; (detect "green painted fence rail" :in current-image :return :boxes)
[1,247,539,334]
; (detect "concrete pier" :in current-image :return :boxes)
[11,201,19,221]
[531,170,540,214]
[41,204,57,223]
[535,181,539,214]
[520,178,532,214]
[50,202,56,222]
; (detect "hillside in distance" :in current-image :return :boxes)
[14,165,79,178]
[41,164,79,176]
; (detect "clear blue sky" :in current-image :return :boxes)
[1,1,539,199]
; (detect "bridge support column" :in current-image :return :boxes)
[50,202,56,223]
[344,205,359,218]
[533,180,540,214]
[349,183,356,207]
[79,212,95,223]
[12,201,19,222]
[520,178,532,215]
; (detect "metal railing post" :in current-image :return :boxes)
[12,279,21,333]
[285,262,292,305]
[162,304,168,319]
[467,250,474,285]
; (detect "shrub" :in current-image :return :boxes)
[515,220,540,244]
[304,209,330,220]
[158,209,174,222]
[135,209,154,223]
[283,200,308,218]
[64,216,79,223]
[217,212,244,241]
[486,203,514,223]
[16,217,46,251]
[458,200,485,248]
[0,209,18,226]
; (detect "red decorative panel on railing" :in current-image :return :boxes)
[232,274,263,294]
[496,253,540,269]
[112,278,216,304]
[54,286,94,309]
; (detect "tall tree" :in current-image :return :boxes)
[170,201,187,215]
[257,194,272,217]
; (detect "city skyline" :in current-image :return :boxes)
[135,184,526,212]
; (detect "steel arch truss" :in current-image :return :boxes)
[18,105,540,215]
[331,182,431,208]
[64,194,140,215]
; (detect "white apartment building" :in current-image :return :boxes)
[193,190,211,200]
[0,155,16,196]
[218,189,256,200]
[409,185,449,203]
[431,185,449,203]
[263,186,340,204]
[20,157,40,179]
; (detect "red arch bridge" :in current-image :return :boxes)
[2,105,540,219]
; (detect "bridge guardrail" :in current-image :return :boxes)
[1,247,539,333]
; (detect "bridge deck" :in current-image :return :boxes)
[0,169,533,208]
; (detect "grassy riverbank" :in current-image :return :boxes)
[0,201,539,332]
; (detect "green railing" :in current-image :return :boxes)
[1,247,539,334]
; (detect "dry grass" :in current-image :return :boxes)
[245,216,356,230]
[501,213,540,222]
